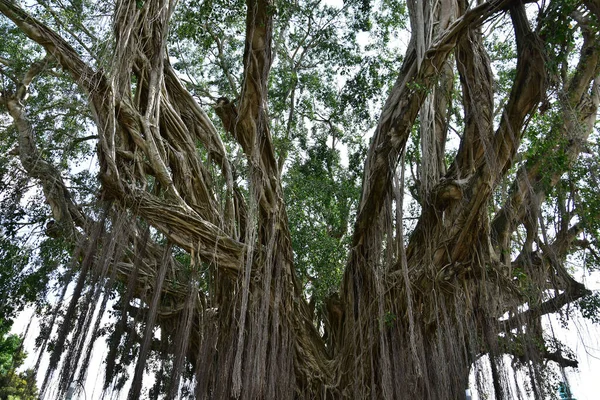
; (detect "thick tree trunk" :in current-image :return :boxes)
[1,0,599,398]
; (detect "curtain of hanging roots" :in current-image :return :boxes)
[3,0,597,398]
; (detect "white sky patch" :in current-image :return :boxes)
[6,2,600,399]
[323,0,344,9]
[466,267,600,400]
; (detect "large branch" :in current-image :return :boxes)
[2,57,88,237]
[213,0,283,223]
[499,334,580,368]
[2,62,208,300]
[488,4,546,177]
[491,27,600,250]
[239,0,273,133]
[503,222,592,331]
[0,0,100,91]
[542,349,579,368]
[501,282,591,331]
[216,0,276,165]
[451,4,494,177]
[1,0,245,276]
[436,2,547,263]
[164,65,233,176]
[351,0,522,251]
[0,0,125,185]
[117,188,245,274]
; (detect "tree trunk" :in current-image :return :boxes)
[1,0,598,398]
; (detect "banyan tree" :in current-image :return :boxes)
[1,0,599,398]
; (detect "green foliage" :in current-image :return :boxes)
[1,1,600,394]
[383,311,396,328]
[284,135,360,304]
[538,0,579,80]
[571,137,600,240]
[485,22,517,104]
[171,0,246,100]
[0,237,33,322]
[0,320,38,400]
[0,6,97,326]
[576,292,600,324]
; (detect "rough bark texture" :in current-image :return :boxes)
[1,0,598,398]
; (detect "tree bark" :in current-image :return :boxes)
[1,0,598,398]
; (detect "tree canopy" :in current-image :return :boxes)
[0,319,38,399]
[0,0,599,398]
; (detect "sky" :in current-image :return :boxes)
[6,0,600,398]
[550,269,600,400]
[11,269,600,398]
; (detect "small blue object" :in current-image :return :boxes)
[558,382,575,400]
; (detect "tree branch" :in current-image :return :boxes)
[491,26,600,251]
[3,57,88,237]
[502,283,591,331]
[351,0,520,251]
[0,0,105,96]
[451,4,494,177]
[542,349,579,368]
